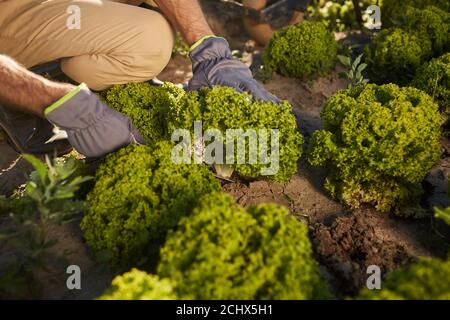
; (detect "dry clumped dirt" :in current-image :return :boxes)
[1,3,450,299]
[312,211,413,295]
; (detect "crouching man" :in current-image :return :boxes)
[0,0,277,157]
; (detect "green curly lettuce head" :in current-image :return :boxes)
[412,53,450,123]
[101,82,185,143]
[364,28,431,85]
[80,141,220,266]
[357,258,450,300]
[381,0,450,28]
[264,21,337,78]
[307,83,441,213]
[385,5,450,57]
[99,269,176,300]
[168,86,303,182]
[157,192,331,300]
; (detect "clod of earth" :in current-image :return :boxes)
[312,211,414,296]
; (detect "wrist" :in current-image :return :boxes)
[44,83,87,117]
[190,35,220,52]
[184,25,215,46]
[22,77,74,116]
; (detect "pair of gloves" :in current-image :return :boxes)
[46,37,278,158]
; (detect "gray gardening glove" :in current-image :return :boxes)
[188,36,280,103]
[45,83,144,158]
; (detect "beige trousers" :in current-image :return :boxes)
[0,0,174,90]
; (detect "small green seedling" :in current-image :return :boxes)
[435,207,450,226]
[338,53,369,89]
[0,155,91,298]
[21,154,91,222]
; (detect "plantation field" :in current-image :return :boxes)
[1,44,449,299]
[1,0,450,300]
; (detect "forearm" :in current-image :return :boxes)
[153,0,214,45]
[0,55,73,116]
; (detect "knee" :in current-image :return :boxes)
[61,11,176,90]
[132,11,175,78]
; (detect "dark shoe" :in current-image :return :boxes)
[0,104,73,156]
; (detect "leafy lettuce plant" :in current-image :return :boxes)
[396,6,450,57]
[412,53,450,125]
[157,192,331,300]
[264,21,337,79]
[102,82,302,182]
[307,84,441,213]
[381,0,450,28]
[99,269,176,300]
[80,142,220,266]
[101,82,185,143]
[357,258,450,300]
[168,86,303,182]
[364,28,431,85]
[366,4,449,85]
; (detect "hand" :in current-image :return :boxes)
[45,84,145,158]
[188,37,279,103]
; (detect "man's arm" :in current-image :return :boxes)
[153,0,214,45]
[0,55,144,158]
[153,0,278,102]
[122,0,213,44]
[0,55,73,116]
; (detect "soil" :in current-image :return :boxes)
[312,211,414,296]
[1,1,450,299]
